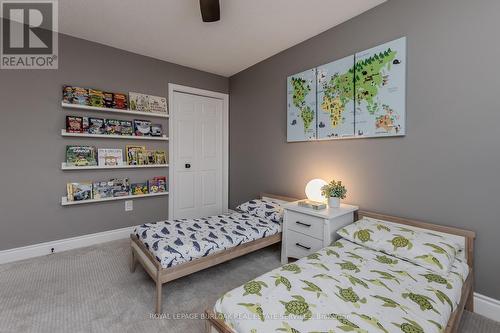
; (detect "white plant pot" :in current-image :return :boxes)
[328,197,340,208]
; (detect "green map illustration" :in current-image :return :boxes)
[287,37,406,141]
[291,77,314,131]
[287,69,317,142]
[317,55,355,138]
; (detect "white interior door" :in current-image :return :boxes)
[172,91,224,219]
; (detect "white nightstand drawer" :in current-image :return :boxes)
[287,210,324,239]
[286,230,324,258]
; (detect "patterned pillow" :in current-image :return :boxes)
[338,217,462,274]
[236,199,284,223]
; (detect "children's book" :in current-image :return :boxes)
[67,182,93,201]
[131,182,149,195]
[126,145,145,165]
[88,117,104,134]
[66,116,84,133]
[98,149,123,167]
[92,181,114,199]
[110,178,130,197]
[66,145,97,166]
[105,119,121,135]
[120,120,133,136]
[133,119,151,136]
[148,176,167,193]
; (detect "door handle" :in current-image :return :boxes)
[295,221,311,227]
[295,243,311,250]
[185,163,191,169]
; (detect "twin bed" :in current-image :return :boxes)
[130,195,475,333]
[130,193,298,313]
[205,211,475,333]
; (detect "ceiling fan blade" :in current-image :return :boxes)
[199,0,220,22]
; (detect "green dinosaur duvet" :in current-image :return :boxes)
[214,238,468,333]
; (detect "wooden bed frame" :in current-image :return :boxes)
[130,193,299,314]
[205,210,476,333]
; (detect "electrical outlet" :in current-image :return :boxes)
[125,200,133,211]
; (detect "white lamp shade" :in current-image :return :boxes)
[305,179,327,203]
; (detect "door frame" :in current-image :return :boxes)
[168,83,229,219]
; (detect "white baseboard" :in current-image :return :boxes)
[0,226,135,265]
[474,292,500,321]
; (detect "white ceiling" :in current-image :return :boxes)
[58,0,386,77]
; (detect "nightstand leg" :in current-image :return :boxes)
[281,243,288,264]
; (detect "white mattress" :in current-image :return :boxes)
[134,212,281,268]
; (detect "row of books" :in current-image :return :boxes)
[63,85,167,114]
[66,116,163,137]
[66,145,167,167]
[66,177,167,202]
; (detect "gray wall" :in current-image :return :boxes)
[229,0,500,299]
[0,32,228,251]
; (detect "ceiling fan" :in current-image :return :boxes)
[199,0,220,22]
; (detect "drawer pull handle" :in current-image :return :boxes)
[296,243,311,250]
[295,221,311,227]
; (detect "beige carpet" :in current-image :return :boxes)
[0,239,498,333]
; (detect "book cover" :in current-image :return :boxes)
[129,92,150,112]
[92,181,114,199]
[131,182,149,195]
[126,145,145,165]
[88,89,105,108]
[62,85,73,104]
[148,176,167,193]
[146,150,156,165]
[67,182,93,201]
[154,150,167,165]
[113,93,128,110]
[66,116,84,133]
[103,92,114,108]
[133,119,151,136]
[149,95,167,113]
[110,178,130,197]
[98,148,123,167]
[66,145,97,166]
[88,117,104,134]
[71,87,89,105]
[129,92,167,113]
[150,124,162,137]
[105,119,121,135]
[120,120,133,136]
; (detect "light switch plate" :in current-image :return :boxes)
[125,200,133,211]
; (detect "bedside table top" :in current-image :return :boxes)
[283,201,358,219]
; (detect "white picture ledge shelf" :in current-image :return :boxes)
[61,162,169,170]
[61,130,169,141]
[62,102,169,118]
[61,192,169,206]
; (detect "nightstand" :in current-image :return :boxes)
[281,201,358,264]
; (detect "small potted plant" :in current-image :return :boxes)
[321,180,347,208]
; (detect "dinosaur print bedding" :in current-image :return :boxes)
[213,238,469,333]
[134,212,281,269]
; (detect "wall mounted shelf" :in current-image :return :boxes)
[62,102,169,119]
[61,130,169,141]
[61,163,169,170]
[61,192,169,206]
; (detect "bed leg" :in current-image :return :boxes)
[205,318,212,333]
[155,270,163,314]
[130,247,137,273]
[465,275,474,312]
